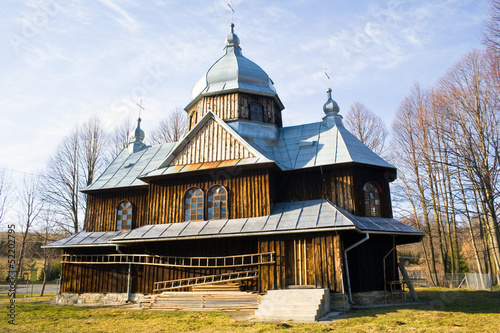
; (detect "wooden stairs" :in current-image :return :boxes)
[140,290,259,311]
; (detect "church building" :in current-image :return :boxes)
[45,23,423,309]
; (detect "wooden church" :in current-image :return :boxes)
[45,23,423,306]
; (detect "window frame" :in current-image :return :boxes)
[207,184,228,220]
[188,110,197,130]
[184,187,205,221]
[363,182,382,217]
[115,200,133,231]
[249,101,264,122]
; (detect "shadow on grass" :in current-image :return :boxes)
[344,288,500,320]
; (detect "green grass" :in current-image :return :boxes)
[1,288,499,332]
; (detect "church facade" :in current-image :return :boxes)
[45,24,423,304]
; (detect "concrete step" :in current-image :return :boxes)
[255,309,319,316]
[252,288,330,322]
[257,303,321,310]
[253,314,320,323]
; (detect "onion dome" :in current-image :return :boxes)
[187,23,283,110]
[323,88,340,116]
[133,118,145,142]
[128,117,145,153]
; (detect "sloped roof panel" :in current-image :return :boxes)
[44,200,423,248]
[84,143,176,192]
[244,119,395,171]
[42,231,122,248]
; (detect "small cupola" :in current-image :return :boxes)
[128,117,145,154]
[225,23,241,49]
[322,88,343,127]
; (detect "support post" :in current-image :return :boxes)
[126,263,132,302]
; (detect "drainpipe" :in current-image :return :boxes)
[343,233,370,305]
[115,245,132,302]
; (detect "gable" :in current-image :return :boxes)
[169,117,256,166]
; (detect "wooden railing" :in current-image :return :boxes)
[61,252,274,268]
[153,270,259,292]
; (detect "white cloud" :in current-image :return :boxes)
[0,0,488,174]
[97,0,140,32]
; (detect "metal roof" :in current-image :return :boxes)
[42,231,121,248]
[186,23,284,111]
[83,142,176,192]
[43,200,423,248]
[246,117,396,171]
[85,111,395,191]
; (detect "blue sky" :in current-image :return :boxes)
[1,0,489,176]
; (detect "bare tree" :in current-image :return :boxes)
[438,50,500,283]
[0,168,11,224]
[80,116,108,187]
[35,207,62,296]
[483,0,500,52]
[344,102,388,156]
[44,117,110,234]
[14,176,44,292]
[150,107,187,144]
[44,128,82,233]
[392,83,439,285]
[110,117,133,158]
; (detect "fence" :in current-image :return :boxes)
[401,267,493,290]
[446,273,492,290]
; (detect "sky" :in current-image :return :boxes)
[0,0,490,177]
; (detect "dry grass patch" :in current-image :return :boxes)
[0,288,499,332]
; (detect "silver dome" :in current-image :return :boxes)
[323,88,340,115]
[191,23,277,100]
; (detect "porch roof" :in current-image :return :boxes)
[43,200,423,249]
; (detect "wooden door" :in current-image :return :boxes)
[286,238,314,287]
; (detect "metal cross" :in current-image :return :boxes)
[324,68,331,88]
[227,0,235,23]
[136,100,145,118]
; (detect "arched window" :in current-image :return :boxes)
[249,102,263,122]
[184,187,204,221]
[116,201,133,231]
[363,182,381,217]
[207,185,228,220]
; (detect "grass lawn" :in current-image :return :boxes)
[1,288,499,332]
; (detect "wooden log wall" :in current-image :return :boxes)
[258,233,342,293]
[237,93,282,127]
[61,237,260,294]
[273,166,393,218]
[350,166,393,218]
[187,93,238,130]
[186,93,283,131]
[60,263,259,294]
[273,167,355,214]
[170,118,255,166]
[149,168,271,223]
[85,189,149,232]
[343,234,395,292]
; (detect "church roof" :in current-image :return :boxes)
[186,23,284,111]
[83,111,395,192]
[247,117,394,171]
[43,199,423,248]
[83,142,176,192]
